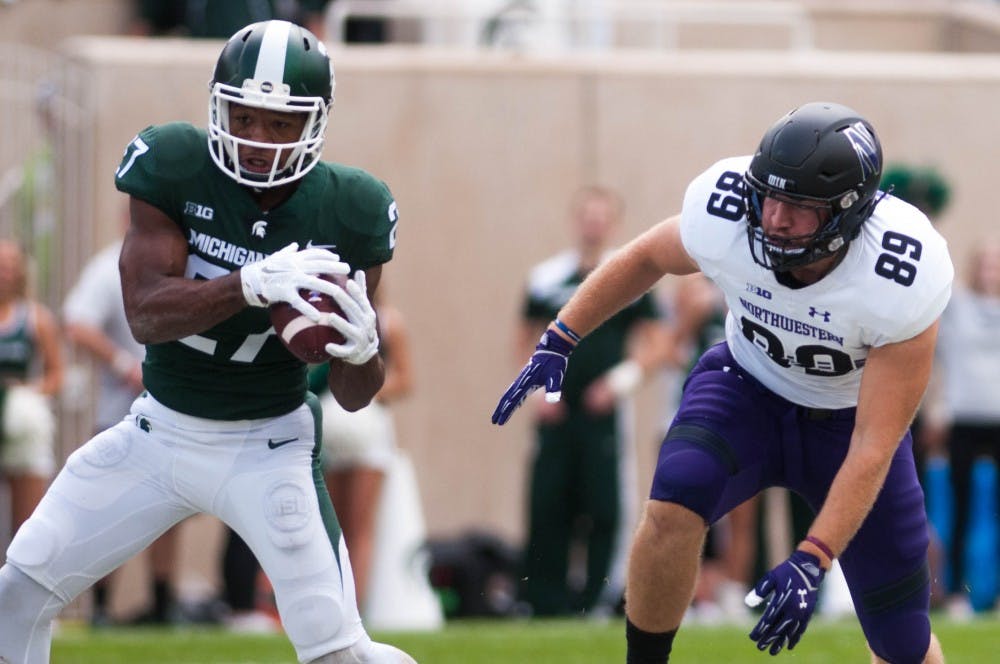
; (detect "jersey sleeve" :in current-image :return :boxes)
[678,156,753,281]
[113,123,207,219]
[869,242,953,346]
[327,168,398,270]
[863,201,955,346]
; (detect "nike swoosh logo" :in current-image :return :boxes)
[306,240,337,250]
[267,437,299,449]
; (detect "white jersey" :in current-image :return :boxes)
[679,156,953,409]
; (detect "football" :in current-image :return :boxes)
[269,273,348,363]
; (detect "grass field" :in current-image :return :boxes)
[51,615,999,663]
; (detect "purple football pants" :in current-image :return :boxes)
[651,343,931,663]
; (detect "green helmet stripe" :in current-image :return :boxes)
[254,20,291,85]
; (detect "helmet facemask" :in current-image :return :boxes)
[744,173,859,271]
[208,79,329,188]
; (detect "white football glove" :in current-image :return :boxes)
[324,270,380,365]
[240,242,350,321]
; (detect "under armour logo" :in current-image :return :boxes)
[136,416,151,433]
[252,220,268,238]
[798,588,808,609]
[808,307,831,322]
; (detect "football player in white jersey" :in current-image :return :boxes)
[494,102,952,663]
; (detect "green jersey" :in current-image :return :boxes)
[523,250,660,407]
[0,302,34,384]
[114,122,398,420]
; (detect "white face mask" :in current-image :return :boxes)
[208,81,330,188]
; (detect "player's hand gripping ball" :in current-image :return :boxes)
[270,273,348,363]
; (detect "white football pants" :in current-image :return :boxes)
[4,392,365,663]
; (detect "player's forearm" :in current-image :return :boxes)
[559,217,695,338]
[327,355,385,411]
[125,272,248,344]
[558,249,662,338]
[806,440,895,559]
[804,325,937,559]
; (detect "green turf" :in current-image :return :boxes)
[51,616,998,663]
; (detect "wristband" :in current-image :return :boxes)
[553,318,581,344]
[805,535,835,562]
[606,359,642,397]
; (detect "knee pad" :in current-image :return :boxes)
[5,499,99,602]
[650,423,735,520]
[271,535,363,661]
[859,565,931,664]
[7,510,67,572]
[282,587,344,652]
[65,427,133,479]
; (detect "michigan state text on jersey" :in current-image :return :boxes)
[114,121,397,419]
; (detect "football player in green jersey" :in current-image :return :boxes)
[0,20,414,664]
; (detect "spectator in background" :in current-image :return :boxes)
[308,286,414,611]
[63,231,181,627]
[934,239,1000,618]
[514,186,663,617]
[0,240,62,549]
[880,164,950,221]
[324,0,389,43]
[129,0,329,39]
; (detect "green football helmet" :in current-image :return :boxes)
[208,20,334,188]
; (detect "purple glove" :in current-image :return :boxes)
[745,550,826,655]
[491,329,575,425]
